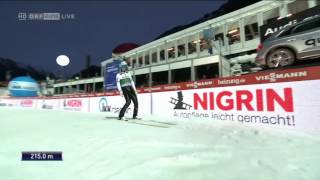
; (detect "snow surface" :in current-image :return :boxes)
[1,107,320,180]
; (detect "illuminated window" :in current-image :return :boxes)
[200,39,210,52]
[167,42,175,59]
[227,21,240,45]
[200,28,214,52]
[213,26,224,46]
[187,35,197,54]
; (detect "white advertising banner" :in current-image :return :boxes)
[89,93,151,117]
[152,80,320,131]
[1,65,320,132]
[36,99,60,111]
[0,98,19,108]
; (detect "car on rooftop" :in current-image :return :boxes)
[255,15,320,68]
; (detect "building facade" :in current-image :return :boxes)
[54,0,319,94]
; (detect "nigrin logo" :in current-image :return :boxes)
[193,88,294,112]
[21,100,33,107]
[66,100,82,107]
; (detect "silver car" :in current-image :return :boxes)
[256,16,320,68]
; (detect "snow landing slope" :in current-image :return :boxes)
[0,108,319,180]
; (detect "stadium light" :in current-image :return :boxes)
[228,29,238,34]
[56,55,70,67]
[192,40,201,43]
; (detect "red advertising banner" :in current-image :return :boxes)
[2,66,320,99]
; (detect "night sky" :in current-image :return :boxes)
[0,0,226,76]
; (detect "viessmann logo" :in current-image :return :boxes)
[255,71,307,82]
[186,81,213,88]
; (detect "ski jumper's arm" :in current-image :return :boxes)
[116,73,122,95]
[129,73,137,94]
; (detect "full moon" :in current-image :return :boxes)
[56,55,70,67]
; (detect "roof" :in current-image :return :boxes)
[112,43,139,54]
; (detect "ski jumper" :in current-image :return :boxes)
[116,71,138,119]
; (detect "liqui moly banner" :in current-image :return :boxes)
[152,79,320,131]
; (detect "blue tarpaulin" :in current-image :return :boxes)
[104,60,121,91]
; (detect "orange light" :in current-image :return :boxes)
[231,34,240,37]
[192,40,201,43]
[228,29,238,34]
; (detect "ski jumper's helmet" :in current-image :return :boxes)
[120,61,128,72]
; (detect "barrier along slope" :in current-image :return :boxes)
[1,66,320,132]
